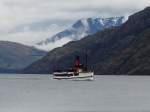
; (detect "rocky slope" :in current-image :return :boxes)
[36,17,125,51]
[0,41,47,73]
[23,7,150,75]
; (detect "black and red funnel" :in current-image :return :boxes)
[75,56,80,67]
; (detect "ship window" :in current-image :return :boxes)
[79,64,83,68]
[74,73,79,76]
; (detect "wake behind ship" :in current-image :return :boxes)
[53,56,94,80]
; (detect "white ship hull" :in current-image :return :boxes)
[53,72,94,81]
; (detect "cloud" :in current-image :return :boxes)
[0,0,149,46]
[35,37,72,51]
[0,24,64,45]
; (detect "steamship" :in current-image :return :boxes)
[53,56,94,80]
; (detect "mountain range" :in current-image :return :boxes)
[36,17,125,51]
[22,7,150,75]
[0,41,47,73]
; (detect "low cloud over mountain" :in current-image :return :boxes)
[36,16,125,51]
[0,0,149,46]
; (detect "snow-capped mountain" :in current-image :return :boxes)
[36,16,125,51]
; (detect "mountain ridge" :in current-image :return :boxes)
[0,41,47,73]
[22,7,150,75]
[36,16,125,51]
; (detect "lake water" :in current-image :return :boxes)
[0,74,150,112]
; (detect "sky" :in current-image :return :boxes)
[0,0,149,46]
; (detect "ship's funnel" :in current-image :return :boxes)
[75,56,80,67]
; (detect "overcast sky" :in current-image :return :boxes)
[0,0,149,45]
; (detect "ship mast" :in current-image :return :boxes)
[85,46,87,71]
